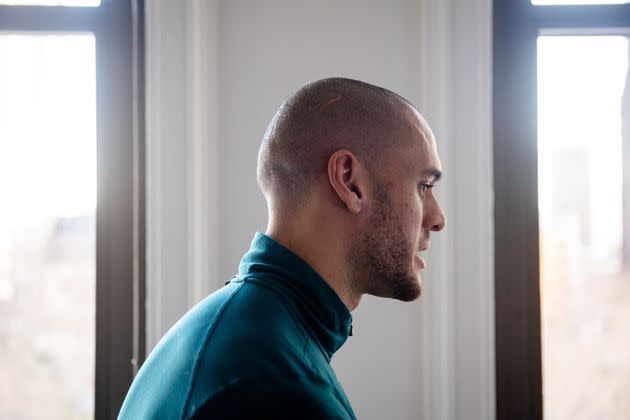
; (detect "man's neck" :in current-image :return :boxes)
[265,222,362,312]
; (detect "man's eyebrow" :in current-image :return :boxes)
[420,168,442,182]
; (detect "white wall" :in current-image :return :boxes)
[145,1,493,419]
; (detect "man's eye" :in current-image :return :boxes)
[419,183,433,198]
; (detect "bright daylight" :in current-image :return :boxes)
[0,34,96,419]
[538,35,630,420]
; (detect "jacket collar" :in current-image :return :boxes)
[238,232,352,360]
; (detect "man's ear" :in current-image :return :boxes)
[327,149,367,214]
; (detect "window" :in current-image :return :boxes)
[533,0,629,4]
[0,2,145,419]
[537,35,629,419]
[0,0,100,6]
[0,33,96,419]
[494,0,630,419]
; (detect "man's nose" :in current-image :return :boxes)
[424,195,446,232]
[432,206,446,232]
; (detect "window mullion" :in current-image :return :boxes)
[0,5,98,32]
[531,4,630,29]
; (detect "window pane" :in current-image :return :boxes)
[533,0,629,4]
[538,36,630,419]
[0,0,99,6]
[0,34,96,419]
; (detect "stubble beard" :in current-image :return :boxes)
[350,187,422,302]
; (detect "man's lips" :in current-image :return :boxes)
[414,252,426,269]
[416,242,429,269]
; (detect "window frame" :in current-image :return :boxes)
[493,1,630,419]
[0,2,146,418]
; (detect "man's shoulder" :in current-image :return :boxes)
[203,276,310,350]
[118,281,248,419]
[189,376,355,420]
[183,277,319,414]
[158,275,306,355]
[119,278,311,419]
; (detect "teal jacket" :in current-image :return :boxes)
[118,233,356,419]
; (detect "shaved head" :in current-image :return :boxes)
[257,77,414,208]
[258,77,445,309]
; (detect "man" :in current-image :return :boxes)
[119,77,445,419]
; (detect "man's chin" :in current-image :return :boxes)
[363,269,423,301]
[366,283,420,301]
[396,286,422,302]
[389,275,422,302]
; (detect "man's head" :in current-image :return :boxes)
[257,77,445,306]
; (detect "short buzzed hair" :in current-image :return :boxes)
[257,77,414,208]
